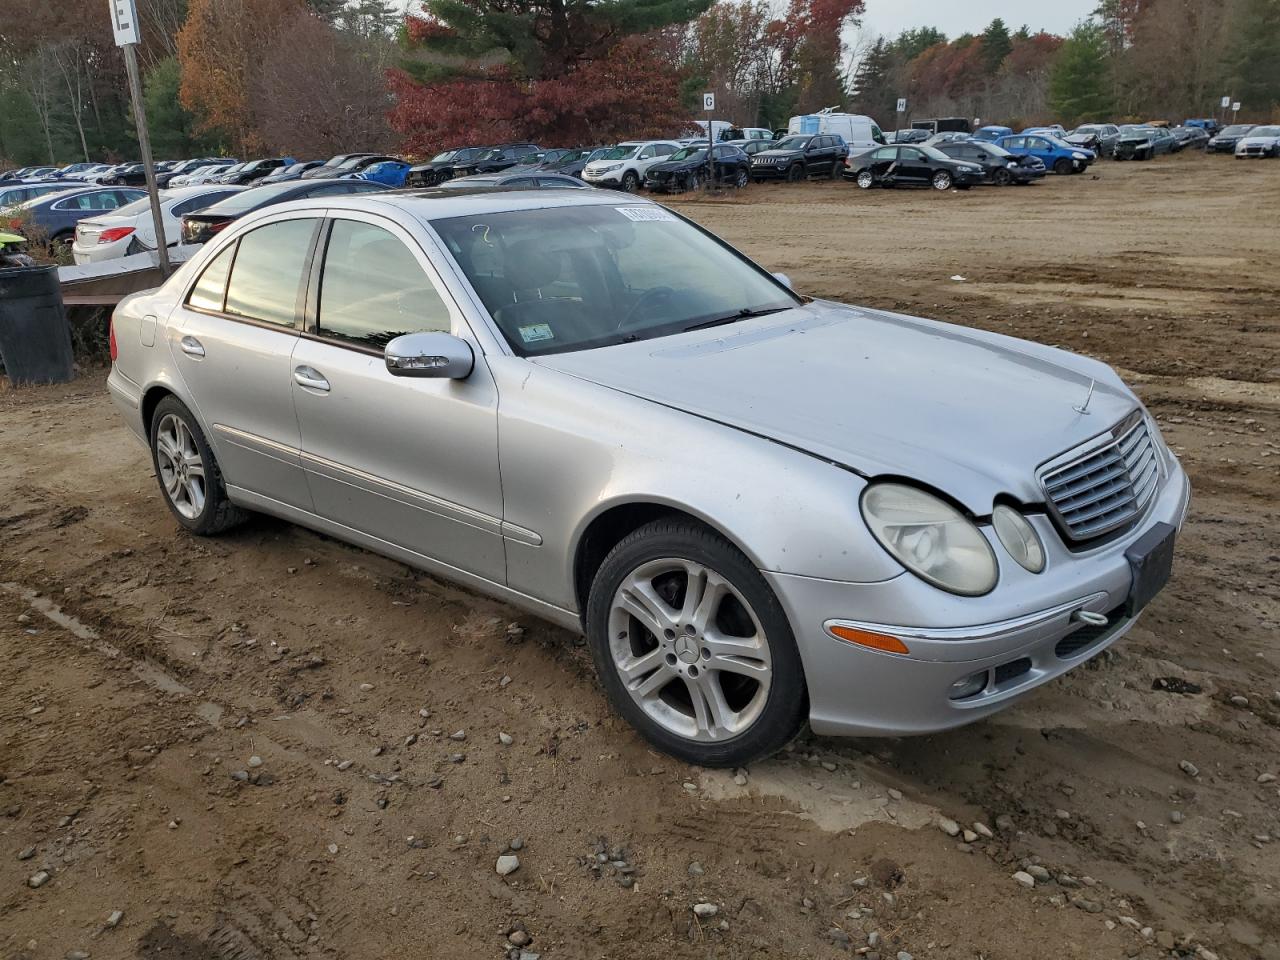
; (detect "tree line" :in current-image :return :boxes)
[2,0,1278,168]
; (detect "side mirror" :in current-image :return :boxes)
[385,332,474,379]
[772,272,793,290]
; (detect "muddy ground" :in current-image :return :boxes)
[1,150,1277,960]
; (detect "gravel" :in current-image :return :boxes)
[496,854,520,876]
[1012,871,1036,889]
[692,902,718,918]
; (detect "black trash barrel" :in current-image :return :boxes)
[0,265,74,385]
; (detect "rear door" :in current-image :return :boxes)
[289,212,505,581]
[168,213,319,511]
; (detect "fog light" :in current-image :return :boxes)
[948,670,988,701]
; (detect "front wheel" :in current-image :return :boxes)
[149,396,246,535]
[993,168,1013,186]
[786,163,805,183]
[931,170,953,191]
[585,519,807,767]
[1053,158,1074,175]
[621,170,640,193]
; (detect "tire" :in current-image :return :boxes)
[734,167,749,189]
[585,518,807,767]
[855,170,875,190]
[786,163,805,183]
[149,396,246,536]
[993,168,1013,186]
[931,170,953,191]
[621,170,640,193]
[828,160,841,179]
[1053,158,1073,175]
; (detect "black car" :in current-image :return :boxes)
[220,157,293,185]
[406,147,489,187]
[105,162,152,186]
[1207,124,1255,154]
[454,143,543,177]
[258,161,324,185]
[157,157,228,189]
[1114,125,1176,161]
[179,179,389,244]
[889,129,930,145]
[935,140,1045,185]
[536,147,607,179]
[749,134,847,182]
[845,144,984,191]
[301,153,386,180]
[645,143,751,192]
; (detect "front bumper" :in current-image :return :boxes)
[749,163,794,180]
[767,459,1191,738]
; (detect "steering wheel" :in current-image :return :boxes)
[619,286,677,330]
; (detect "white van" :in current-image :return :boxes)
[787,110,886,157]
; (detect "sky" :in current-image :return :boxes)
[854,0,1098,42]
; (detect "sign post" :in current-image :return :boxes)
[111,0,170,275]
[1220,95,1231,125]
[702,92,716,192]
[1232,102,1241,122]
[896,98,908,115]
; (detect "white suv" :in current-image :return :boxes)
[582,141,681,191]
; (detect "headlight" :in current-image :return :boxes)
[991,505,1045,574]
[861,483,998,596]
[1006,161,1018,168]
[1072,152,1087,160]
[599,164,621,173]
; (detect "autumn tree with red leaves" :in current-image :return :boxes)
[390,0,712,152]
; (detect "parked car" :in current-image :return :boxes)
[1113,125,1176,161]
[1067,124,1120,158]
[187,163,246,186]
[170,159,238,187]
[158,158,231,189]
[1184,118,1220,135]
[923,131,971,146]
[786,112,886,156]
[258,161,325,185]
[179,179,389,244]
[349,160,408,188]
[51,162,100,181]
[301,153,384,180]
[846,144,983,190]
[889,129,930,144]
[108,161,181,187]
[8,186,145,249]
[911,117,971,135]
[1206,124,1256,154]
[107,188,1189,765]
[454,144,543,178]
[582,141,681,192]
[10,166,61,182]
[1171,126,1210,150]
[723,127,774,142]
[971,125,1014,143]
[1022,125,1068,138]
[996,133,1095,174]
[1235,125,1280,158]
[434,172,588,191]
[71,185,245,264]
[535,147,608,179]
[221,158,294,185]
[0,182,75,210]
[749,134,847,182]
[406,148,488,187]
[723,138,775,158]
[935,141,1045,185]
[645,143,752,192]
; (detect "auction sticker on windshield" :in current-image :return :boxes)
[518,323,555,343]
[616,207,678,223]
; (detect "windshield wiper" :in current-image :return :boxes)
[683,306,789,333]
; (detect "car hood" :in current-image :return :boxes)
[648,159,701,173]
[751,150,800,159]
[1239,135,1280,146]
[533,301,1137,513]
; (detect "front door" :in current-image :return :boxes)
[168,215,320,511]
[290,212,505,583]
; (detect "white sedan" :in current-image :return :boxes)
[72,186,243,264]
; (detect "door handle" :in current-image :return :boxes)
[179,335,205,358]
[293,365,330,392]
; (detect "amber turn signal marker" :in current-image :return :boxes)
[828,625,910,655]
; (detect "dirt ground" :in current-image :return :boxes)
[1,150,1277,960]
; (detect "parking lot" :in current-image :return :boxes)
[1,150,1278,960]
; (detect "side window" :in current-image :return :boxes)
[1005,137,1025,149]
[638,146,656,159]
[1029,138,1048,150]
[655,144,675,156]
[317,219,450,348]
[224,218,317,327]
[173,193,228,217]
[872,125,886,144]
[505,178,535,188]
[187,242,237,312]
[901,148,923,161]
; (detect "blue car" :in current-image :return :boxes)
[972,125,1013,142]
[0,182,75,209]
[995,133,1095,174]
[11,186,145,249]
[357,160,412,188]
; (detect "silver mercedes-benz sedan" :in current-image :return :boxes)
[107,187,1190,766]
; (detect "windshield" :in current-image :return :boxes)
[598,146,638,161]
[336,156,372,169]
[918,145,952,161]
[433,204,798,356]
[1250,126,1280,137]
[1073,126,1103,134]
[773,136,810,151]
[977,143,1012,159]
[547,149,590,166]
[430,151,456,163]
[1221,125,1252,136]
[1121,126,1154,136]
[668,147,707,162]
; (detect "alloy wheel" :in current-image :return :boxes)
[154,412,206,520]
[856,171,874,189]
[607,558,772,743]
[932,171,952,190]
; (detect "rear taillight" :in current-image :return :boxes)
[98,226,136,244]
[108,315,118,362]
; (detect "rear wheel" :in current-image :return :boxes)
[586,519,807,767]
[149,396,246,536]
[931,170,953,191]
[734,167,749,188]
[856,170,875,190]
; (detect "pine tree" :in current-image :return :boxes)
[981,18,1013,73]
[1050,21,1113,123]
[306,0,345,21]
[892,27,947,62]
[1223,0,1280,115]
[850,37,896,121]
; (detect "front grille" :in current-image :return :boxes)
[1040,413,1159,543]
